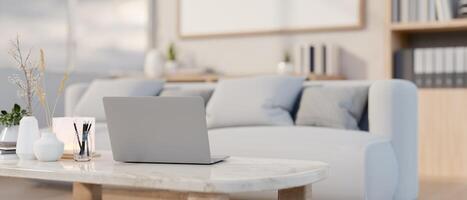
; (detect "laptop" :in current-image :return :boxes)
[103,96,228,165]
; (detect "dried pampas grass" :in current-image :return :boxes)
[37,49,72,130]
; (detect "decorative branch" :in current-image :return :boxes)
[8,36,73,131]
[8,35,40,116]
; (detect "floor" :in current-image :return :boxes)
[419,176,467,200]
[0,178,71,200]
[0,176,465,199]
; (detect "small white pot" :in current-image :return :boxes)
[277,62,295,75]
[17,116,40,160]
[144,49,165,78]
[33,132,64,162]
[0,125,19,142]
[165,61,179,75]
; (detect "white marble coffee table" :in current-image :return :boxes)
[0,153,328,200]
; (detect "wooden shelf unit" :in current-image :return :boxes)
[386,0,467,178]
[112,73,346,83]
[391,19,467,33]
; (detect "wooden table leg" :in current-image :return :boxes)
[186,192,229,200]
[73,182,102,200]
[278,185,312,200]
[101,186,228,200]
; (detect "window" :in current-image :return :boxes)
[72,0,148,73]
[0,0,150,73]
[0,0,68,71]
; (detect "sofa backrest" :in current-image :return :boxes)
[66,80,373,131]
[163,80,373,131]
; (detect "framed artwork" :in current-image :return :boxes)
[178,0,365,38]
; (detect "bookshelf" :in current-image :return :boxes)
[391,19,467,33]
[386,0,467,178]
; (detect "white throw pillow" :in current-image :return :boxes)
[206,76,305,129]
[74,79,164,121]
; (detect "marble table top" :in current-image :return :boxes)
[0,152,328,193]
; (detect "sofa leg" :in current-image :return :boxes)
[278,185,312,200]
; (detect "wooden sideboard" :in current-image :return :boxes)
[164,73,345,82]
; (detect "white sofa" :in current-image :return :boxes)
[65,80,418,200]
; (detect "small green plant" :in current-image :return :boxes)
[167,43,177,61]
[0,104,28,127]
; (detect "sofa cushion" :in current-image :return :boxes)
[295,85,369,130]
[206,75,304,129]
[159,87,214,105]
[74,79,164,121]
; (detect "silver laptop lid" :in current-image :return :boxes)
[103,96,212,163]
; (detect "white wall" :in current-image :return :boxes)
[156,0,386,80]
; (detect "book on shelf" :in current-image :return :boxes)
[392,0,400,22]
[394,49,415,82]
[294,43,341,76]
[429,0,437,21]
[455,47,467,87]
[434,47,444,87]
[444,47,455,87]
[464,47,467,87]
[400,0,410,22]
[314,44,324,75]
[394,46,467,88]
[419,0,429,22]
[409,0,418,22]
[294,45,305,75]
[326,44,341,76]
[424,48,435,88]
[414,48,424,87]
[435,0,445,21]
[459,0,467,17]
[295,44,309,75]
[393,0,455,22]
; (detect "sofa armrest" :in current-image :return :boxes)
[65,83,89,117]
[368,80,418,200]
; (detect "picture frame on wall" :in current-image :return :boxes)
[178,0,365,39]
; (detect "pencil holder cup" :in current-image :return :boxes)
[53,117,96,161]
[72,119,95,162]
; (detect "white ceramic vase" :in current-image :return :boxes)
[33,132,64,162]
[165,61,179,75]
[0,125,19,142]
[16,116,40,160]
[277,62,294,75]
[144,49,165,78]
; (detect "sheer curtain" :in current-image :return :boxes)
[0,0,149,74]
[70,0,149,74]
[0,0,68,71]
[0,0,150,126]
